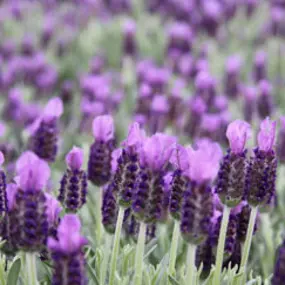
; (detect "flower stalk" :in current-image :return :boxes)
[168,220,180,276]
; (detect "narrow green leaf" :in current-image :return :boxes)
[7,258,21,285]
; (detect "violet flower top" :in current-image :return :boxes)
[18,156,50,192]
[186,139,222,184]
[28,97,63,135]
[225,55,242,74]
[45,193,62,224]
[48,214,88,254]
[16,151,39,174]
[140,133,176,172]
[122,122,145,151]
[66,147,84,171]
[257,118,277,152]
[226,120,252,154]
[92,115,114,142]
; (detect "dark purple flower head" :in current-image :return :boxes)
[88,115,115,186]
[216,120,251,207]
[169,144,191,220]
[122,19,137,56]
[60,147,87,211]
[195,71,216,106]
[246,118,277,207]
[257,80,274,119]
[28,97,63,162]
[48,214,88,285]
[254,50,267,82]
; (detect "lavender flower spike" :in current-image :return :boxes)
[29,97,63,162]
[272,239,285,285]
[88,115,115,186]
[246,118,277,207]
[0,151,7,215]
[113,122,145,207]
[59,147,88,211]
[216,120,251,207]
[132,133,176,223]
[12,157,50,251]
[48,214,88,285]
[181,139,222,244]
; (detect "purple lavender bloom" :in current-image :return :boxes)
[245,0,258,17]
[9,155,50,251]
[132,133,176,223]
[246,118,278,207]
[224,56,242,99]
[60,80,74,104]
[195,71,216,107]
[148,95,169,134]
[88,115,115,186]
[184,96,207,138]
[196,237,214,276]
[181,139,222,244]
[216,120,251,207]
[28,97,63,162]
[59,147,88,212]
[122,19,137,57]
[167,22,193,56]
[277,117,285,163]
[48,214,88,285]
[113,122,145,207]
[257,80,274,120]
[169,144,191,220]
[253,50,267,82]
[201,0,223,37]
[0,152,7,216]
[243,86,257,123]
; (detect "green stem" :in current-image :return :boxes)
[134,222,147,285]
[213,205,231,285]
[109,207,125,285]
[0,256,6,285]
[239,206,258,283]
[26,252,38,285]
[101,234,113,285]
[96,190,103,245]
[168,220,180,277]
[185,244,196,285]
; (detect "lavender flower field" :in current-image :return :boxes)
[1,0,285,284]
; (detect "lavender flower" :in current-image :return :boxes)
[112,123,144,208]
[10,153,50,251]
[132,133,176,223]
[28,97,63,162]
[243,86,257,123]
[246,118,277,207]
[169,144,191,220]
[181,139,222,244]
[48,214,88,285]
[88,115,115,186]
[216,120,251,207]
[59,147,88,211]
[253,50,267,82]
[257,80,274,119]
[122,19,137,57]
[224,56,242,99]
[277,117,285,163]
